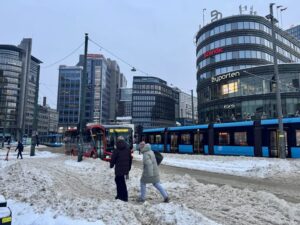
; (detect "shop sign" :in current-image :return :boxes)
[211,71,240,83]
[203,48,224,58]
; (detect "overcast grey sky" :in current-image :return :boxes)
[2,0,300,108]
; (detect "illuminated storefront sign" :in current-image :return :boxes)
[203,48,224,58]
[211,71,240,83]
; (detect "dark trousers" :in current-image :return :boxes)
[17,151,23,159]
[115,175,128,202]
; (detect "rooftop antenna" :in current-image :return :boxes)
[239,5,247,14]
[203,8,206,27]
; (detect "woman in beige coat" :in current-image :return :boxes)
[138,143,169,202]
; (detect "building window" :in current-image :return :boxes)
[222,82,238,95]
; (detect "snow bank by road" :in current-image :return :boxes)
[133,151,300,178]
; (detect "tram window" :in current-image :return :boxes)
[155,135,162,144]
[194,133,203,147]
[181,133,191,144]
[219,132,230,145]
[149,135,155,144]
[234,132,248,145]
[296,130,300,146]
[171,134,178,146]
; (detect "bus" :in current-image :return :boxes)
[64,124,134,161]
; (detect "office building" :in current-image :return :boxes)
[57,54,126,131]
[0,38,42,140]
[286,25,300,41]
[177,90,198,125]
[132,76,179,128]
[195,14,300,123]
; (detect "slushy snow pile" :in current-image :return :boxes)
[1,146,300,224]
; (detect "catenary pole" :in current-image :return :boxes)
[78,33,88,162]
[268,3,286,159]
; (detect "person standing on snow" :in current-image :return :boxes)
[110,136,132,202]
[15,141,24,159]
[138,143,169,203]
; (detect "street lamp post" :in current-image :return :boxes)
[267,3,286,159]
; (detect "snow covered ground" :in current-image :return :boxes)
[133,151,300,178]
[1,146,300,224]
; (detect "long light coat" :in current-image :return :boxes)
[141,144,160,184]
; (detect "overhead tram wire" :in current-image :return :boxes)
[42,42,84,69]
[88,37,150,76]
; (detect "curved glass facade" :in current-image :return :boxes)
[0,48,22,138]
[195,15,300,123]
[0,41,41,140]
[197,64,300,123]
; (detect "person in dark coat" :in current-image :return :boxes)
[110,136,132,202]
[15,141,24,159]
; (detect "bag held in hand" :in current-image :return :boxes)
[153,151,163,165]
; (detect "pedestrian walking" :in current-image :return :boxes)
[138,143,169,203]
[15,141,24,159]
[4,145,11,161]
[110,136,132,202]
[139,141,145,155]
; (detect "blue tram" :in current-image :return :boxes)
[142,117,300,158]
[39,134,63,147]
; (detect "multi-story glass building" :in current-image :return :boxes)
[57,54,126,131]
[286,25,300,41]
[0,39,41,140]
[195,14,300,123]
[57,66,82,130]
[132,76,179,128]
[177,90,198,125]
[118,87,132,117]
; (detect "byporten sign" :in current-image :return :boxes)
[211,71,240,83]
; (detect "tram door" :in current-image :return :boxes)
[193,132,204,154]
[170,133,178,153]
[269,130,288,157]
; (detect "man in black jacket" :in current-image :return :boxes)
[15,141,24,159]
[110,136,132,202]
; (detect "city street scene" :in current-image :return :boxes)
[1,0,300,224]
